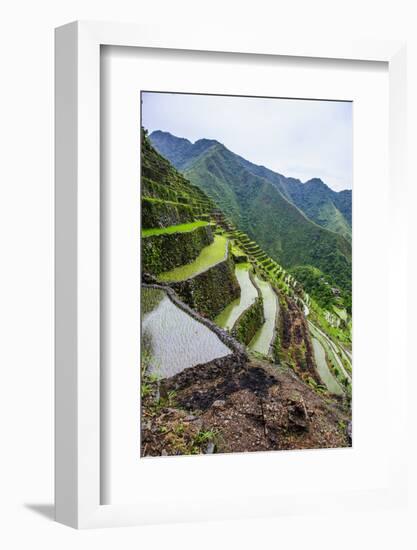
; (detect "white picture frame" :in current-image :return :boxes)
[55,21,407,529]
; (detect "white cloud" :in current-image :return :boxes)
[142,92,352,192]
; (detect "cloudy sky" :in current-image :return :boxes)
[141,92,352,192]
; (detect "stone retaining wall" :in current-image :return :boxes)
[170,253,240,320]
[142,197,197,228]
[142,224,213,275]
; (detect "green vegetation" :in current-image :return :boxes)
[157,235,228,282]
[289,265,339,309]
[140,131,241,320]
[141,128,214,230]
[141,196,197,229]
[193,429,218,446]
[150,130,352,295]
[142,128,351,389]
[169,251,240,319]
[215,263,257,330]
[141,128,352,457]
[141,287,164,316]
[272,177,351,241]
[333,305,348,322]
[142,223,213,276]
[142,220,209,237]
[232,297,264,345]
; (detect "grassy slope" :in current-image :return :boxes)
[184,145,352,293]
[149,131,352,241]
[142,130,213,218]
[278,179,351,241]
[224,150,352,240]
[289,264,351,313]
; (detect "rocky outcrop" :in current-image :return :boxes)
[275,293,320,385]
[142,357,351,456]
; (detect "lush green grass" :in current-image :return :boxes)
[142,221,208,238]
[273,178,352,241]
[157,235,227,283]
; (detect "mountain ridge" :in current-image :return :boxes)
[150,130,352,240]
[149,130,352,296]
[141,130,352,457]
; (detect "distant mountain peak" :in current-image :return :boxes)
[150,130,220,148]
[149,130,222,170]
[149,129,352,240]
[194,137,220,147]
[150,129,192,145]
[304,177,325,186]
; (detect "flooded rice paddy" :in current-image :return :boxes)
[142,287,232,378]
[311,337,344,395]
[215,263,258,330]
[248,276,278,356]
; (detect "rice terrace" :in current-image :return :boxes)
[140,92,352,457]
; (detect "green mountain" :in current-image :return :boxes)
[276,178,351,241]
[141,130,352,457]
[149,131,352,295]
[224,161,352,241]
[150,130,352,240]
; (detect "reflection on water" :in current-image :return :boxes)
[142,287,232,378]
[215,263,258,330]
[312,337,343,395]
[249,277,278,356]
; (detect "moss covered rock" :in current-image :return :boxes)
[142,197,198,229]
[141,129,215,229]
[170,255,240,320]
[142,225,214,275]
[232,297,265,345]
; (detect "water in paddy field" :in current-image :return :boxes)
[141,287,232,378]
[215,263,258,330]
[249,277,278,356]
[311,337,344,395]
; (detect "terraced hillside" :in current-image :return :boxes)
[141,130,240,319]
[141,130,352,456]
[212,209,351,391]
[149,130,352,299]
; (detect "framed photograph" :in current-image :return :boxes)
[55,21,408,528]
